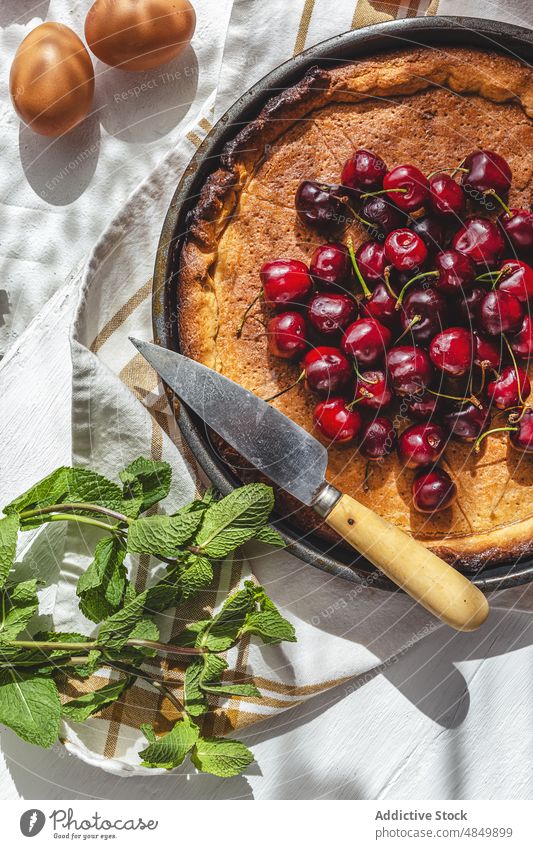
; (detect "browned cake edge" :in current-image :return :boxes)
[176,47,533,568]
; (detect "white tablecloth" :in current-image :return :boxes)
[2,0,533,800]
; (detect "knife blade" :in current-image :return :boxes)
[130,338,489,632]
[129,338,332,509]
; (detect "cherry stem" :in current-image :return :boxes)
[425,387,482,408]
[346,203,373,229]
[475,270,504,288]
[427,164,467,178]
[394,314,421,344]
[236,293,261,338]
[475,426,515,453]
[483,188,511,216]
[383,267,397,299]
[395,271,439,308]
[353,364,378,384]
[263,369,305,403]
[450,157,467,178]
[360,188,407,199]
[347,237,372,298]
[362,460,372,493]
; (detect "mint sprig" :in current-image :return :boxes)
[0,458,293,778]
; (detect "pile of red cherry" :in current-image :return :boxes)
[250,149,533,514]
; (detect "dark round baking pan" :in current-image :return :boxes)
[153,15,533,591]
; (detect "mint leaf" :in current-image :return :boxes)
[120,458,172,515]
[72,649,102,679]
[127,513,203,557]
[4,468,71,518]
[62,677,133,721]
[191,737,254,777]
[0,580,39,643]
[254,525,285,548]
[140,716,200,769]
[171,619,211,648]
[184,660,208,716]
[0,515,19,588]
[178,555,213,601]
[201,682,260,698]
[0,670,61,747]
[141,723,157,743]
[97,591,147,650]
[195,484,274,558]
[144,575,181,614]
[8,468,124,528]
[201,584,256,651]
[241,611,296,644]
[77,536,128,623]
[184,653,228,717]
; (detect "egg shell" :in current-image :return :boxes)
[85,0,196,72]
[10,22,95,137]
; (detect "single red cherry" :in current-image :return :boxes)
[386,345,434,395]
[384,228,428,271]
[359,416,396,460]
[341,149,387,192]
[302,347,352,395]
[455,286,485,326]
[473,330,502,370]
[261,259,312,310]
[412,467,457,513]
[399,286,448,347]
[295,180,346,234]
[498,259,533,304]
[409,215,448,255]
[429,173,466,217]
[486,365,531,410]
[341,318,392,367]
[462,150,512,196]
[360,282,399,329]
[429,327,473,377]
[360,196,404,236]
[310,242,352,289]
[397,422,446,469]
[479,289,523,336]
[405,392,442,421]
[499,209,533,257]
[383,164,429,212]
[452,217,505,267]
[306,292,357,336]
[510,409,533,453]
[352,369,393,411]
[266,312,307,359]
[355,240,387,285]
[434,250,476,294]
[442,401,492,442]
[313,397,362,443]
[510,315,533,361]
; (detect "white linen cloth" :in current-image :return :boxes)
[2,0,533,799]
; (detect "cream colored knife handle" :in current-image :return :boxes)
[322,491,489,632]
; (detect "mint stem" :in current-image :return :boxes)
[105,660,183,713]
[6,638,205,657]
[45,514,124,535]
[20,503,130,524]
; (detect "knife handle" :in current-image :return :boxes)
[324,493,489,632]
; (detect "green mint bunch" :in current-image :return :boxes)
[0,458,295,777]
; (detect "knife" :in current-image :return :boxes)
[131,338,489,632]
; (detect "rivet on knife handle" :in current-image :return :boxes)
[318,487,489,632]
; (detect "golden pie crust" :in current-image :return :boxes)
[176,47,533,569]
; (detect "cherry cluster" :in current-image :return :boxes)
[252,149,533,514]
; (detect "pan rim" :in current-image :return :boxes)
[153,15,533,592]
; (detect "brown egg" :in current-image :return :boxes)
[85,0,196,72]
[9,23,95,137]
